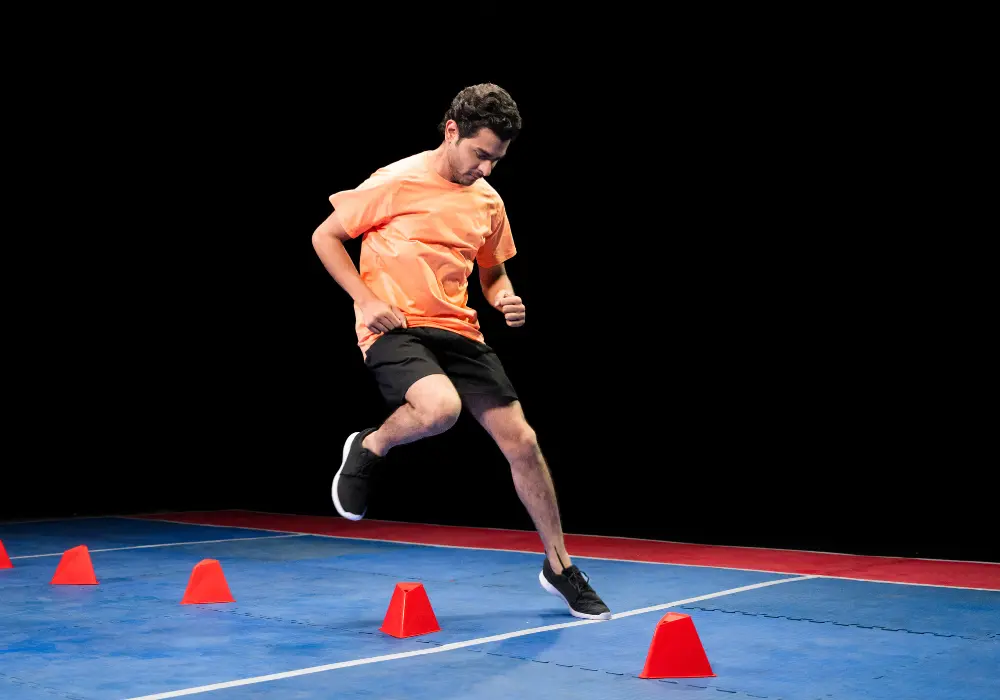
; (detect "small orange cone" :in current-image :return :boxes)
[51,545,98,585]
[379,582,441,638]
[639,612,715,679]
[0,540,13,569]
[181,559,235,604]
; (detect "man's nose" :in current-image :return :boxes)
[479,161,493,176]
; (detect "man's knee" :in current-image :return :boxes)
[502,423,539,462]
[412,387,462,433]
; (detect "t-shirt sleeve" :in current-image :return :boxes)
[328,173,401,239]
[476,199,517,268]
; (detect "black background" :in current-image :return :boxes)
[5,15,992,563]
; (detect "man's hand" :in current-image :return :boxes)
[494,290,526,327]
[360,298,407,334]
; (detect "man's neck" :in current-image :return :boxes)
[428,143,454,182]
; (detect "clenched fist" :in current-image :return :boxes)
[494,290,525,327]
[360,298,407,334]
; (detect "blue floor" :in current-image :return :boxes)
[1,517,997,699]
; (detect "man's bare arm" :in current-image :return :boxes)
[311,212,406,333]
[479,263,525,327]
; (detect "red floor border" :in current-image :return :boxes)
[132,510,1000,591]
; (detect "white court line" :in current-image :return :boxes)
[7,509,997,567]
[124,574,817,699]
[8,534,306,560]
[234,509,1000,566]
[117,516,1000,592]
[791,575,1000,593]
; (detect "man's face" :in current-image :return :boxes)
[446,123,509,186]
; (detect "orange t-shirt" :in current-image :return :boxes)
[328,151,517,355]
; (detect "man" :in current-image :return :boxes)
[311,83,611,620]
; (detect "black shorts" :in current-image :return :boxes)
[364,327,519,409]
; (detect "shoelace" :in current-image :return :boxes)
[356,452,383,477]
[564,567,594,595]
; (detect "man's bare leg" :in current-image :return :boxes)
[333,373,465,521]
[363,374,463,456]
[463,395,572,574]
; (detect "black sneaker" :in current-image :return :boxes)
[332,428,383,520]
[539,558,612,620]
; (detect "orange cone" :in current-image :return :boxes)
[51,545,98,585]
[639,612,715,679]
[181,559,235,604]
[379,582,441,638]
[0,540,13,569]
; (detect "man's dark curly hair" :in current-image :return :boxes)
[438,83,522,142]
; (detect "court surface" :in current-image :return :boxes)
[2,510,997,699]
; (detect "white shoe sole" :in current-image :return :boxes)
[332,431,365,521]
[538,570,612,620]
